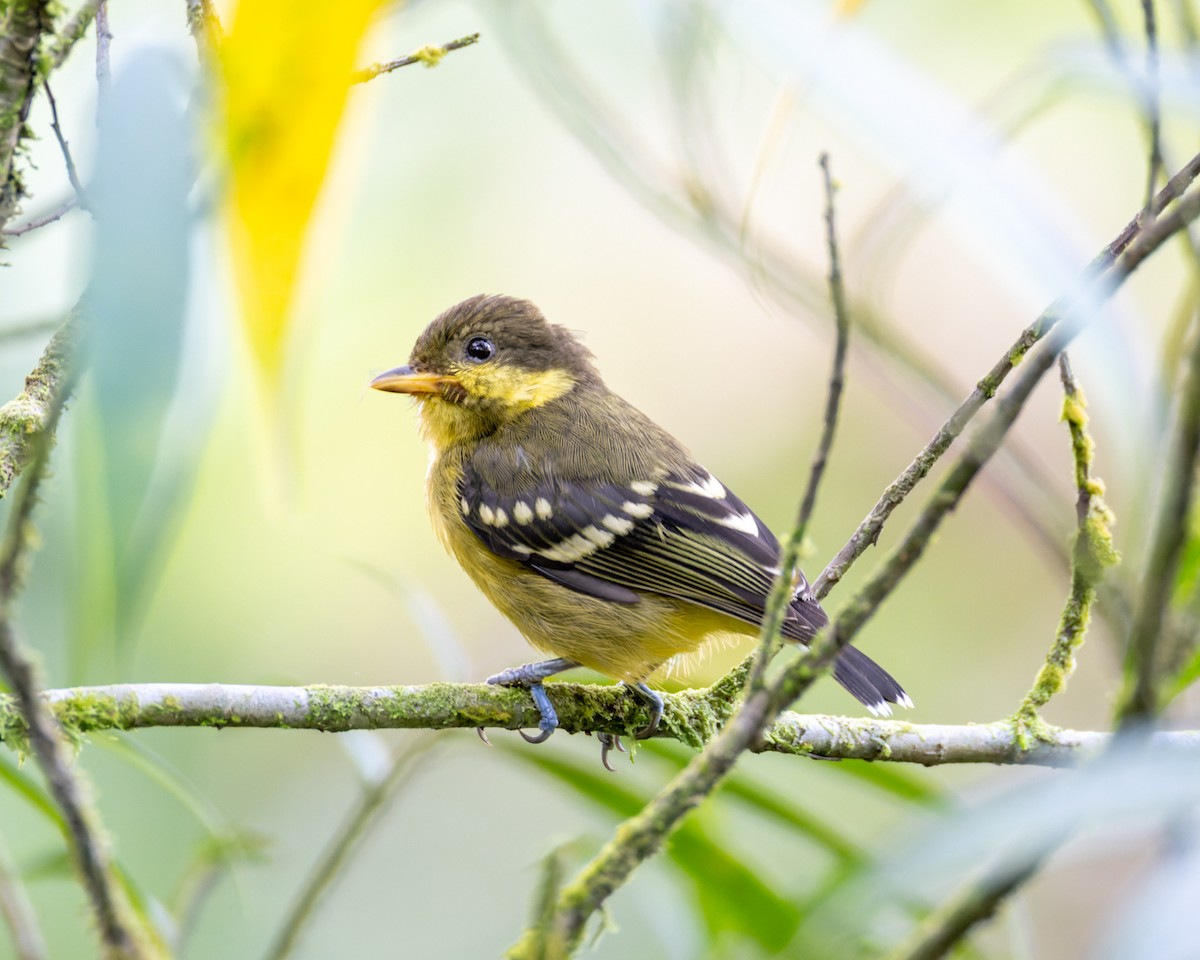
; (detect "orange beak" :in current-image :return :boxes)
[369,365,462,399]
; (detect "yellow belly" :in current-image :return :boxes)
[427,448,751,681]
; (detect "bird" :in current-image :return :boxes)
[370,294,910,767]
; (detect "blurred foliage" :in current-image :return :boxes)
[0,0,1197,957]
[219,0,385,394]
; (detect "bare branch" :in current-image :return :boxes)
[43,81,89,210]
[1120,315,1200,721]
[0,842,45,960]
[1141,0,1164,207]
[745,153,852,696]
[94,0,111,97]
[0,196,78,237]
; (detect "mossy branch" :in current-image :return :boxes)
[0,0,53,236]
[1013,355,1117,740]
[0,681,1194,766]
[0,309,80,497]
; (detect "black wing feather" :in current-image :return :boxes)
[458,460,824,637]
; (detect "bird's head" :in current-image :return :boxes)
[370,295,598,446]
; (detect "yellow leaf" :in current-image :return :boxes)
[832,0,869,17]
[218,0,383,390]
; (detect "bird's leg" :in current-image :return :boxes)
[628,682,664,740]
[484,658,580,744]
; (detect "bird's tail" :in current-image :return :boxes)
[832,645,912,716]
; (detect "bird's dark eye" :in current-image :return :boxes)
[465,336,495,363]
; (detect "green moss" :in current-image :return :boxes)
[53,690,140,734]
[304,685,362,729]
[412,44,447,68]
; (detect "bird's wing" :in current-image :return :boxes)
[459,460,826,639]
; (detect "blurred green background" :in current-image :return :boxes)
[2,0,1197,956]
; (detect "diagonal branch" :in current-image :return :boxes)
[814,149,1200,599]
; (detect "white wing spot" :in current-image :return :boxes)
[460,497,470,515]
[622,501,654,519]
[630,480,658,496]
[601,514,635,535]
[717,511,760,536]
[665,471,727,500]
[695,472,726,499]
[538,533,597,563]
[512,544,533,555]
[535,497,554,520]
[581,525,616,548]
[513,501,534,524]
[493,507,509,528]
[479,504,496,525]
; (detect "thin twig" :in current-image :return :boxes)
[0,370,149,958]
[43,81,89,211]
[802,154,852,551]
[1119,311,1200,722]
[263,738,436,960]
[94,0,111,97]
[814,149,1200,599]
[1141,0,1164,208]
[745,153,852,696]
[0,197,79,237]
[1012,355,1118,736]
[351,33,481,84]
[0,841,46,960]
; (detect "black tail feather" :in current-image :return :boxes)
[831,645,912,715]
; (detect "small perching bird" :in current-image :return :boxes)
[371,295,910,766]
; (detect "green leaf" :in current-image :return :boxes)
[505,744,801,951]
[829,758,947,808]
[641,741,865,865]
[0,752,66,831]
[76,48,200,661]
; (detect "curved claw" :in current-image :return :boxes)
[520,727,554,744]
[476,727,492,746]
[630,682,664,740]
[597,733,627,772]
